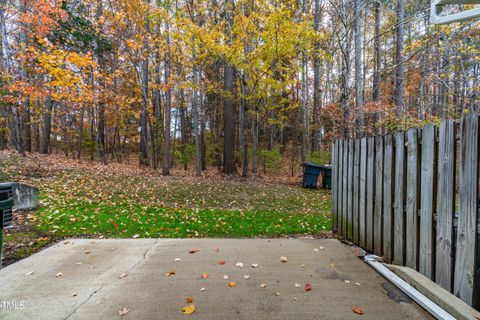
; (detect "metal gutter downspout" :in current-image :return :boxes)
[364,255,455,320]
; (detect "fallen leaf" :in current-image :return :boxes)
[56,272,63,277]
[280,256,288,263]
[251,263,259,268]
[313,248,319,253]
[214,248,219,252]
[300,264,305,268]
[295,283,301,288]
[185,297,194,303]
[260,283,267,288]
[182,304,195,315]
[84,250,91,255]
[344,280,350,284]
[222,275,230,280]
[174,258,181,262]
[217,260,226,265]
[72,293,77,297]
[24,271,34,276]
[352,307,364,315]
[228,282,237,287]
[118,307,129,316]
[243,275,250,279]
[164,271,176,276]
[201,273,209,279]
[200,287,206,292]
[274,291,280,296]
[304,284,312,291]
[132,234,139,239]
[355,282,361,286]
[330,264,335,268]
[76,262,82,265]
[189,249,200,254]
[235,262,244,268]
[320,247,325,250]
[119,273,128,279]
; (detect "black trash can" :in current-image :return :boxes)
[302,162,323,189]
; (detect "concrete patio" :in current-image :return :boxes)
[0,239,431,319]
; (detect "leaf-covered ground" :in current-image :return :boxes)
[1,151,332,265]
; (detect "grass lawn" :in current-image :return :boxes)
[1,152,332,264]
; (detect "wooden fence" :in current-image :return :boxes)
[331,114,480,307]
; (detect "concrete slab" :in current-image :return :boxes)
[0,239,432,320]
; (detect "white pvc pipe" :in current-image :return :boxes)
[364,255,455,320]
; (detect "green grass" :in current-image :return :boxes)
[28,169,331,238]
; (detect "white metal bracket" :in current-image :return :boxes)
[431,0,480,24]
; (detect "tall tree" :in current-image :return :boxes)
[222,0,236,174]
[395,0,405,115]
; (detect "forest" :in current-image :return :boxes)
[1,0,479,176]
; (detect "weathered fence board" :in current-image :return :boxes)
[359,138,367,248]
[419,124,435,279]
[337,140,344,237]
[454,115,479,305]
[406,128,419,270]
[332,141,338,232]
[394,132,406,266]
[436,120,456,291]
[366,137,375,252]
[374,136,383,256]
[353,140,360,244]
[383,134,394,263]
[342,140,348,238]
[347,139,354,240]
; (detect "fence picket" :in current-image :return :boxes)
[366,137,375,251]
[374,136,383,256]
[406,128,419,270]
[347,140,354,240]
[419,124,436,278]
[383,135,394,263]
[454,115,479,305]
[353,140,360,244]
[436,120,456,291]
[394,132,406,265]
[359,138,367,248]
[342,140,348,238]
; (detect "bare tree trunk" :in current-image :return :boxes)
[354,0,364,136]
[162,15,172,175]
[312,0,322,153]
[96,0,106,164]
[192,64,202,176]
[395,0,405,115]
[223,0,237,174]
[252,113,258,174]
[372,1,381,102]
[139,0,150,167]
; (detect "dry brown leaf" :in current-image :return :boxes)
[228,282,237,287]
[119,273,128,279]
[304,284,312,291]
[352,307,364,315]
[189,249,200,254]
[56,272,63,277]
[217,260,226,265]
[201,273,209,279]
[164,271,176,276]
[185,297,194,303]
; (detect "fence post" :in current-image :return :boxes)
[383,134,394,263]
[394,131,406,265]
